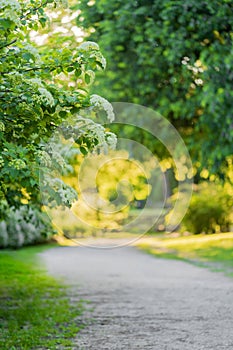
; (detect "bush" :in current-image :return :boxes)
[182,182,233,234]
[0,205,55,248]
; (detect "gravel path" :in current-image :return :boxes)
[41,245,233,350]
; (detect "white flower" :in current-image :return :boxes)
[75,116,106,145]
[105,132,117,150]
[38,87,54,106]
[74,115,117,153]
[51,150,67,169]
[90,51,107,69]
[0,0,21,25]
[54,0,68,7]
[90,94,115,122]
[37,150,52,167]
[194,78,203,86]
[43,177,78,207]
[79,41,107,70]
[30,78,43,88]
[78,41,100,51]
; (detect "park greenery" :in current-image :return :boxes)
[0,0,232,245]
[0,0,116,247]
[0,1,233,348]
[77,0,233,178]
[76,0,233,236]
[137,232,233,276]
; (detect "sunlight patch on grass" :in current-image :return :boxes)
[137,232,233,270]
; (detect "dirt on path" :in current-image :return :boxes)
[41,245,233,350]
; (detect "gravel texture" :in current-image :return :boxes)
[41,245,233,350]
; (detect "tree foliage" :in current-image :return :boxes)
[0,0,114,228]
[182,181,233,234]
[77,0,233,177]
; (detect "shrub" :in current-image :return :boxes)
[182,182,233,234]
[0,205,55,248]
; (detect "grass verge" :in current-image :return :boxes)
[0,244,84,350]
[136,232,233,276]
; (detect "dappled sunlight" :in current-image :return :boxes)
[137,232,233,268]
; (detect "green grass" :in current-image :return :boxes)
[136,232,233,275]
[0,244,84,350]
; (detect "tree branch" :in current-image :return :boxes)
[0,39,17,50]
[20,0,50,20]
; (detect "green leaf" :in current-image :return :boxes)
[39,17,47,28]
[80,146,88,155]
[67,66,74,72]
[84,73,91,84]
[70,107,80,114]
[59,111,68,118]
[0,19,14,30]
[75,69,82,77]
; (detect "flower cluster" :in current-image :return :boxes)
[182,57,205,88]
[36,150,52,168]
[38,87,55,106]
[83,119,105,144]
[8,159,26,170]
[75,116,105,146]
[105,132,117,150]
[57,185,78,207]
[4,73,54,109]
[29,78,43,87]
[182,57,205,74]
[0,0,21,26]
[55,0,68,8]
[90,94,115,122]
[78,41,106,69]
[43,177,78,207]
[91,51,107,70]
[51,149,69,169]
[0,205,53,248]
[59,115,117,155]
[78,41,100,51]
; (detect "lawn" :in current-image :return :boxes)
[0,244,84,350]
[136,232,233,276]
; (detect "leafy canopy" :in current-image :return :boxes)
[0,0,114,221]
[77,0,233,177]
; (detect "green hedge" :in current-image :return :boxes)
[0,204,55,248]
